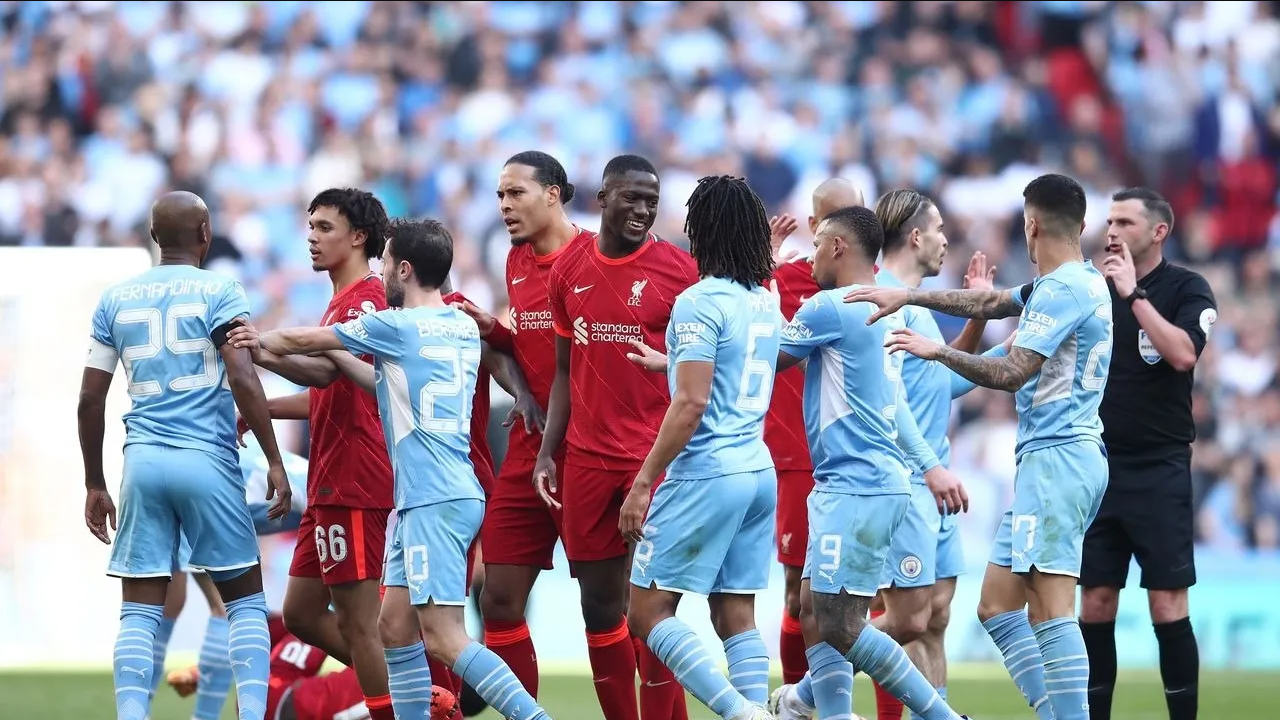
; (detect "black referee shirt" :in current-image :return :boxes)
[1097,259,1217,455]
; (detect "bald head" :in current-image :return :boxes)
[809,178,866,234]
[150,191,211,251]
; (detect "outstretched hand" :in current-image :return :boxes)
[963,251,997,292]
[884,327,943,360]
[626,339,668,373]
[843,286,910,324]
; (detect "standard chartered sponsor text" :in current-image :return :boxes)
[589,320,643,344]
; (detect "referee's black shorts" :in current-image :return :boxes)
[1080,446,1196,591]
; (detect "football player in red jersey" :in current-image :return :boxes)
[235,188,397,720]
[537,155,697,720]
[453,151,586,699]
[765,178,866,686]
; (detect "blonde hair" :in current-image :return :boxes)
[875,189,934,254]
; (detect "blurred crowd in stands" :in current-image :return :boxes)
[2,0,1279,552]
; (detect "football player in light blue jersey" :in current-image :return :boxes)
[234,219,551,720]
[860,189,997,715]
[80,191,291,720]
[613,176,781,720]
[768,206,969,720]
[851,174,1113,720]
[153,436,310,720]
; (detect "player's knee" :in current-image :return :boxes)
[898,606,931,643]
[927,599,951,637]
[709,602,756,641]
[1147,588,1189,624]
[377,605,418,650]
[1079,586,1121,623]
[975,596,1008,624]
[478,584,528,623]
[578,589,626,632]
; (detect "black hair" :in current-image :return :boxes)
[821,205,884,263]
[505,150,575,203]
[875,189,935,254]
[602,154,658,182]
[1112,186,1175,234]
[1022,174,1087,238]
[308,188,390,260]
[683,175,775,288]
[386,218,453,290]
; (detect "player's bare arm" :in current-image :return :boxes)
[619,360,714,544]
[221,338,292,520]
[237,390,310,446]
[887,327,1045,393]
[532,335,572,508]
[845,284,1024,323]
[481,342,546,434]
[949,251,997,353]
[1103,241,1198,371]
[230,319,340,388]
[78,365,117,545]
[629,338,806,374]
[323,350,376,396]
[241,326,348,356]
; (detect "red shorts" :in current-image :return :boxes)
[279,668,365,720]
[480,451,564,569]
[562,464,660,563]
[290,505,392,586]
[776,470,815,568]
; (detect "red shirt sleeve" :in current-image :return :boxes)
[485,320,515,354]
[548,259,571,338]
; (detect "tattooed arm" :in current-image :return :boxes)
[905,286,1026,320]
[931,345,1046,393]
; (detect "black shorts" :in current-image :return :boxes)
[1081,447,1196,590]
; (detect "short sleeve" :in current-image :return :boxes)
[211,280,252,329]
[780,294,842,360]
[1013,280,1082,359]
[333,309,404,362]
[1010,282,1034,309]
[548,263,571,338]
[669,293,723,365]
[90,297,113,345]
[1170,273,1218,357]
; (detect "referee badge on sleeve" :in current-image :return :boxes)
[1200,308,1217,342]
[1138,330,1162,365]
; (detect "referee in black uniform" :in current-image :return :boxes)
[1079,188,1217,720]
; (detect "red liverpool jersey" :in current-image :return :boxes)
[499,229,592,461]
[443,290,496,495]
[309,274,394,508]
[548,236,698,469]
[765,257,820,472]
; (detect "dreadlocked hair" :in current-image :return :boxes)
[683,175,775,288]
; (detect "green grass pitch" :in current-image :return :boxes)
[3,665,1275,719]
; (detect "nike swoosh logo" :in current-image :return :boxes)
[574,285,594,294]
[644,681,671,687]
[511,276,527,284]
[321,563,339,574]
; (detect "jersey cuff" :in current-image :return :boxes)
[553,323,571,338]
[210,317,247,348]
[86,338,119,372]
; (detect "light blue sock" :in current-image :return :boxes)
[805,642,853,719]
[1034,617,1090,720]
[724,629,770,705]
[647,617,751,719]
[149,617,177,695]
[847,625,958,720]
[115,602,163,720]
[454,641,549,719]
[193,616,232,720]
[983,610,1054,719]
[793,671,815,706]
[385,642,433,720]
[225,592,271,720]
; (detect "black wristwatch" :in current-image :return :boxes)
[1124,287,1148,305]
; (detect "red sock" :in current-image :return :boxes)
[585,619,639,720]
[484,619,539,697]
[869,609,905,720]
[636,636,687,720]
[364,694,395,720]
[780,613,809,685]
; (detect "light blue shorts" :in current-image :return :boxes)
[630,469,777,596]
[989,440,1109,576]
[108,444,259,579]
[881,482,965,589]
[804,490,910,597]
[384,500,484,607]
